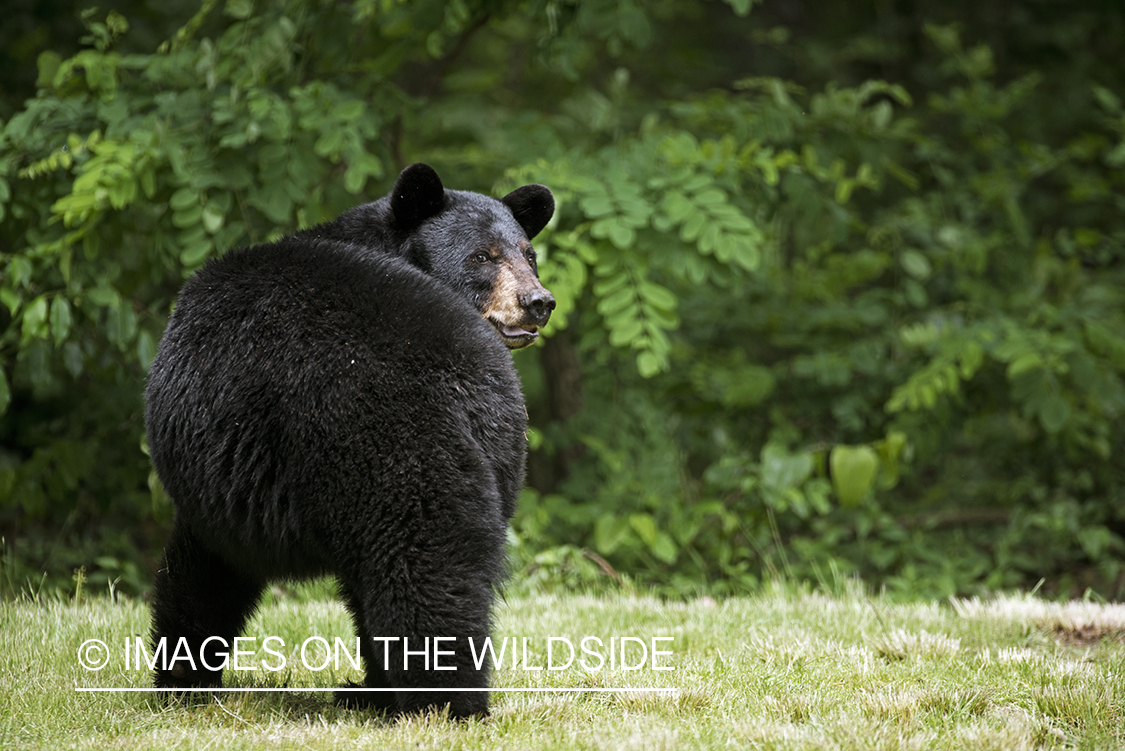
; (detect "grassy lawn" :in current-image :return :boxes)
[2,582,1123,750]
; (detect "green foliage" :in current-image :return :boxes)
[508,5,1125,599]
[2,0,1124,600]
[0,0,505,595]
[510,131,763,376]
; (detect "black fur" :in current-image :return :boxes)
[390,163,446,232]
[145,165,554,719]
[501,184,554,240]
[299,166,555,325]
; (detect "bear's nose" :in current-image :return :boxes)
[523,289,556,325]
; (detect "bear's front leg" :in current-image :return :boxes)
[150,519,264,690]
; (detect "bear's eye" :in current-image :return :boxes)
[472,252,492,264]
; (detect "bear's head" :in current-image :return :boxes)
[389,163,556,349]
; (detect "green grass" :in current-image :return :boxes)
[2,581,1123,750]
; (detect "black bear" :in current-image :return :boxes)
[144,164,555,718]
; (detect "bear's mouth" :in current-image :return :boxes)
[489,318,539,349]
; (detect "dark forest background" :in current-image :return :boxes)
[2,0,1124,600]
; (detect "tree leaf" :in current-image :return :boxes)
[629,513,658,547]
[169,187,198,212]
[1038,396,1071,434]
[875,431,907,489]
[638,282,676,311]
[201,204,224,234]
[580,193,615,219]
[172,204,203,228]
[607,221,635,249]
[636,350,661,378]
[0,368,9,416]
[607,316,644,347]
[761,444,814,491]
[659,190,693,222]
[21,295,49,344]
[0,288,20,316]
[830,445,879,508]
[180,239,212,266]
[644,531,675,562]
[136,330,157,372]
[900,249,932,279]
[594,514,632,555]
[50,297,72,346]
[224,0,254,19]
[597,282,636,317]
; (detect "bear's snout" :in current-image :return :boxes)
[521,288,556,327]
[480,259,557,349]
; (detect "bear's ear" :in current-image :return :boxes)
[391,163,446,230]
[501,184,554,240]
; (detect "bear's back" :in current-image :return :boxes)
[144,238,526,578]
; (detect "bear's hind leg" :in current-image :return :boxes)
[344,561,497,720]
[335,582,397,714]
[150,519,264,690]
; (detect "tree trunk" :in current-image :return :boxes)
[528,334,583,493]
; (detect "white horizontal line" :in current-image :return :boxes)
[76,686,677,693]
